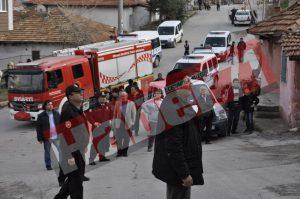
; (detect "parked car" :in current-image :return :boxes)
[234,9,253,26]
[204,31,232,62]
[147,79,228,137]
[173,53,219,88]
[158,20,183,48]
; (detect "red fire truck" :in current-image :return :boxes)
[8,40,154,121]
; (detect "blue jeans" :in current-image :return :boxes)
[44,139,59,168]
[245,111,254,130]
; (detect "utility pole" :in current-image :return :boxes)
[118,0,124,34]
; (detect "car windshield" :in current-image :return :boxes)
[174,63,200,70]
[8,71,44,93]
[205,37,226,47]
[193,49,213,54]
[158,27,174,35]
[236,11,249,15]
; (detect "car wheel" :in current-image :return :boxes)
[153,57,160,68]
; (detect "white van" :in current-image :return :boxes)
[204,31,231,62]
[173,53,219,88]
[158,20,183,48]
[118,31,162,67]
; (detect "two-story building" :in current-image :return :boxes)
[22,0,152,32]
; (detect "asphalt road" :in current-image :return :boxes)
[1,4,300,199]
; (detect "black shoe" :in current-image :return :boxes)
[99,157,110,162]
[147,148,152,152]
[232,131,239,134]
[116,153,122,157]
[122,153,128,157]
[58,181,64,187]
[205,141,212,144]
[46,167,53,170]
[89,162,96,166]
[83,176,90,181]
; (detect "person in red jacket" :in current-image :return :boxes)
[237,37,247,63]
[86,93,112,165]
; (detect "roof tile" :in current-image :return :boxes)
[0,8,114,44]
[248,2,300,35]
[281,31,300,57]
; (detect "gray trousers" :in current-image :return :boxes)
[167,184,191,199]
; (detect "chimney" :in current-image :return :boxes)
[8,0,13,30]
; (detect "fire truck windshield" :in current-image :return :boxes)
[8,71,44,93]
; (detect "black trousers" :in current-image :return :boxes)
[227,108,241,135]
[148,136,155,150]
[55,153,85,199]
[200,112,213,143]
[167,184,191,199]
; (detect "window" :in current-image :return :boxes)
[0,0,7,11]
[228,34,231,45]
[201,63,208,76]
[212,57,218,69]
[72,64,84,79]
[47,70,63,89]
[32,51,40,61]
[281,52,287,83]
[208,60,213,70]
[151,38,161,49]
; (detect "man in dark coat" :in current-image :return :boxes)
[197,85,214,144]
[36,100,60,170]
[152,69,204,199]
[54,85,90,199]
[240,83,259,133]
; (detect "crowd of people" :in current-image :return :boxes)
[35,65,260,198]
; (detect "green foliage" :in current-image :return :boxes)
[147,0,189,21]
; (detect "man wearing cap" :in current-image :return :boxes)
[54,85,90,199]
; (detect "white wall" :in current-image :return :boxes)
[132,6,150,30]
[66,6,150,32]
[0,43,68,70]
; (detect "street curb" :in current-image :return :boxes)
[0,101,8,108]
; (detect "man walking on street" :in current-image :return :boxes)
[198,0,202,10]
[217,1,221,11]
[237,38,247,63]
[153,69,204,199]
[54,85,90,199]
[228,41,235,65]
[36,100,60,171]
[184,40,190,56]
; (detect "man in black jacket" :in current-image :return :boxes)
[55,85,90,199]
[152,69,204,199]
[36,100,60,170]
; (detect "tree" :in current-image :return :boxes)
[147,0,189,21]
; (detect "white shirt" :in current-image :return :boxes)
[47,111,57,140]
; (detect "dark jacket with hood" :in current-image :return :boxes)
[152,96,204,186]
